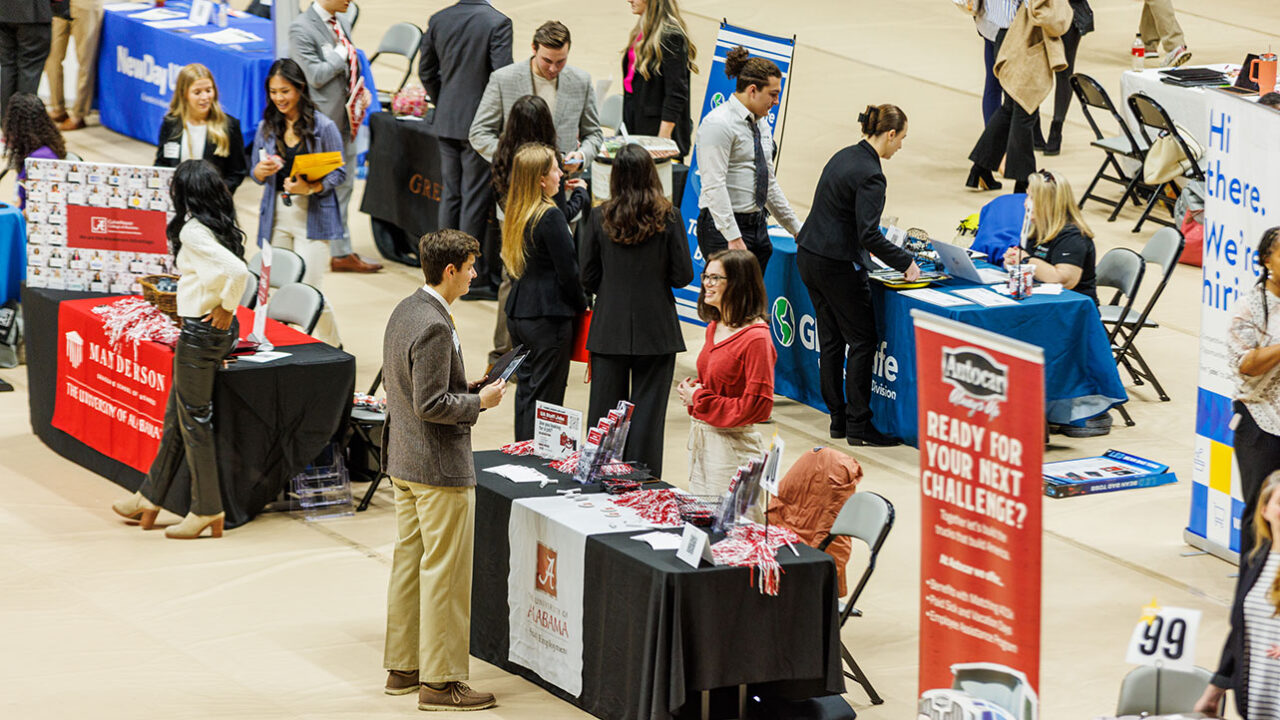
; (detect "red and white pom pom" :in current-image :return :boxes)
[92,297,180,359]
[711,523,801,596]
[548,450,583,473]
[612,488,682,527]
[500,439,538,456]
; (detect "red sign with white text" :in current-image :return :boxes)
[65,204,168,254]
[914,312,1044,718]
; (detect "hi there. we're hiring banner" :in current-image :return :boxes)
[673,22,796,324]
[1191,96,1280,561]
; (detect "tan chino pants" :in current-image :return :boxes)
[45,0,103,120]
[1139,0,1186,54]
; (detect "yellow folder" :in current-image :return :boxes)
[291,151,344,181]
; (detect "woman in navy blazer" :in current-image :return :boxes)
[620,0,697,160]
[250,59,346,345]
[154,64,247,193]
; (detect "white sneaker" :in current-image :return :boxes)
[1162,45,1192,68]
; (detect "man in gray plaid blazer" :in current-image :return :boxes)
[468,20,603,169]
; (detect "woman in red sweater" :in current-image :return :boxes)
[677,249,777,497]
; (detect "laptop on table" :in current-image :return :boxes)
[932,239,1008,285]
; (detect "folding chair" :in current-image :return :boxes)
[265,282,324,335]
[599,94,624,133]
[1126,93,1204,233]
[1095,248,1146,427]
[247,247,305,289]
[369,22,423,110]
[240,269,260,309]
[1116,665,1213,716]
[1102,227,1184,409]
[352,369,387,511]
[1069,73,1147,221]
[818,492,895,706]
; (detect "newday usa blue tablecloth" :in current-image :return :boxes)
[0,204,27,304]
[97,3,375,147]
[766,233,1128,447]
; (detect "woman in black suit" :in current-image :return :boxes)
[1195,472,1280,719]
[796,104,919,448]
[154,64,247,193]
[502,143,587,441]
[582,143,693,478]
[621,0,697,160]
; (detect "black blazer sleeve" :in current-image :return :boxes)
[658,32,690,125]
[418,26,441,100]
[222,116,248,194]
[855,174,914,272]
[581,214,602,295]
[154,116,179,167]
[665,211,694,288]
[537,208,588,313]
[1213,541,1271,695]
[489,16,514,71]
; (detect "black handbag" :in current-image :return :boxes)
[1069,0,1094,37]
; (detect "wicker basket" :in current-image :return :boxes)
[139,274,180,322]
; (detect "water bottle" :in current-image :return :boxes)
[216,1,229,28]
[1131,34,1146,71]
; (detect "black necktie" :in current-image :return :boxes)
[748,115,768,211]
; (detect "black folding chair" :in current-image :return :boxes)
[1126,93,1204,233]
[1069,73,1147,221]
[369,22,424,110]
[351,369,387,511]
[1095,248,1147,427]
[1103,228,1184,408]
[818,492,895,705]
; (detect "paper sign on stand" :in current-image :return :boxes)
[676,524,714,568]
[188,0,214,25]
[1125,600,1202,673]
[535,401,581,460]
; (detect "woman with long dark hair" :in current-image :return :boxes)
[250,58,346,346]
[3,93,67,210]
[582,143,693,477]
[501,143,586,441]
[111,160,250,539]
[677,249,776,497]
[155,64,248,192]
[621,0,697,160]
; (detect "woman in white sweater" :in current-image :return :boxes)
[111,160,250,539]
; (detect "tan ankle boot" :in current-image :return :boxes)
[164,512,225,539]
[111,492,160,530]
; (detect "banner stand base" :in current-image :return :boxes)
[1183,529,1238,566]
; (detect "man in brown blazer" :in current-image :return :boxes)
[381,229,506,711]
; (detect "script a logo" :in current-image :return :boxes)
[535,542,557,597]
[941,346,1008,418]
[90,217,108,233]
[771,297,795,347]
[65,330,84,369]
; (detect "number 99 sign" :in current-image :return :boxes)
[1124,602,1202,672]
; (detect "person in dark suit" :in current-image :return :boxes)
[501,143,586,441]
[582,144,693,478]
[420,0,513,293]
[797,104,919,448]
[0,0,53,121]
[380,229,506,711]
[154,64,248,194]
[1195,472,1280,719]
[620,0,697,160]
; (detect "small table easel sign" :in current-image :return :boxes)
[1123,599,1202,715]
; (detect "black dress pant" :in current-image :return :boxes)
[587,353,677,479]
[507,316,574,442]
[0,22,52,120]
[1232,401,1280,558]
[797,246,879,435]
[969,29,1037,185]
[697,208,771,273]
[140,316,239,516]
[438,137,494,281]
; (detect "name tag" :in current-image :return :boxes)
[163,142,180,160]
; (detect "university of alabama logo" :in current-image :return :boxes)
[535,543,557,597]
[90,217,108,233]
[65,330,84,369]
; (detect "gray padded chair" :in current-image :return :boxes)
[240,269,260,310]
[1095,247,1146,427]
[1102,228,1184,407]
[265,283,324,335]
[1115,665,1213,716]
[599,94,624,133]
[369,21,423,109]
[817,491,895,706]
[247,248,305,289]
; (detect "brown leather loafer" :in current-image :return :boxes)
[385,669,419,695]
[58,117,86,131]
[330,254,383,273]
[49,110,69,123]
[417,682,496,711]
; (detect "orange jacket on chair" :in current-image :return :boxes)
[766,447,862,596]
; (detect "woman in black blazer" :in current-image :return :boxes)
[502,143,588,441]
[582,144,694,478]
[1196,472,1280,719]
[796,104,920,448]
[621,0,697,160]
[154,64,247,193]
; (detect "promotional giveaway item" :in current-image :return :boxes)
[913,311,1044,718]
[1191,93,1280,560]
[25,160,176,293]
[1043,450,1177,497]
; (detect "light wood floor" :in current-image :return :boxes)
[3,1,1276,717]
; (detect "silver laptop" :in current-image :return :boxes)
[933,239,1008,285]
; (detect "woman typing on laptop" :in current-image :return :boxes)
[1002,170,1098,304]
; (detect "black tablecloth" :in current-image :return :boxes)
[361,111,442,248]
[23,286,356,528]
[470,450,844,720]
